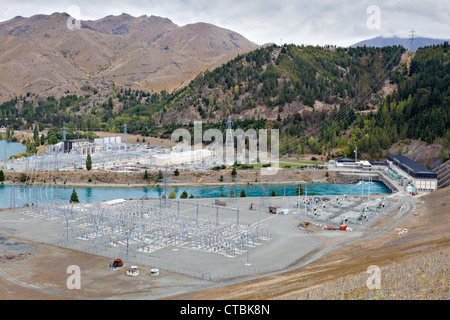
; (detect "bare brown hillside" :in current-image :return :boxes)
[0,12,259,102]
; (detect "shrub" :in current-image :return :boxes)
[70,189,80,203]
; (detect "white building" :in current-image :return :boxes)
[46,136,125,155]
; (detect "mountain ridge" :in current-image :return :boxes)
[0,12,259,103]
[350,35,449,52]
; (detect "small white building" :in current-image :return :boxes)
[150,269,160,277]
[126,266,140,277]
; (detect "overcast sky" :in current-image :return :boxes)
[1,0,449,47]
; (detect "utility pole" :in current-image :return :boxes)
[124,124,128,152]
[163,164,168,207]
[305,185,307,216]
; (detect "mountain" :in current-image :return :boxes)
[0,12,259,103]
[350,36,449,52]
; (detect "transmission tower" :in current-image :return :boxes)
[409,29,416,51]
[225,116,234,166]
[62,122,67,141]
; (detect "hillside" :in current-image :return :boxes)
[1,43,449,167]
[0,12,259,102]
[158,44,405,126]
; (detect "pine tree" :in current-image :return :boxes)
[33,124,40,146]
[0,170,5,182]
[240,189,247,197]
[180,191,188,199]
[86,154,92,171]
[70,189,79,203]
[143,170,150,180]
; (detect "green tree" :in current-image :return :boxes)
[86,154,92,171]
[48,134,58,145]
[70,189,79,203]
[26,140,37,154]
[143,170,150,180]
[231,167,237,177]
[439,147,448,163]
[169,190,176,199]
[19,173,28,183]
[180,191,188,199]
[240,189,247,197]
[271,189,277,197]
[174,169,180,176]
[0,170,5,182]
[33,124,40,146]
[157,170,163,180]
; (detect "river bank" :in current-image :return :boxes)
[0,169,360,188]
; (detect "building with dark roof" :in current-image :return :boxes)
[387,155,437,191]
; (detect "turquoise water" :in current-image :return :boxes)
[0,181,391,208]
[0,140,26,160]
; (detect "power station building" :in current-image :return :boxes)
[47,136,126,155]
[387,155,438,191]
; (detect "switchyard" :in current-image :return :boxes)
[0,183,402,281]
[0,141,409,282]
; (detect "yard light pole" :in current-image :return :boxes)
[245,225,251,266]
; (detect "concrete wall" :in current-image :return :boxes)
[415,178,437,191]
